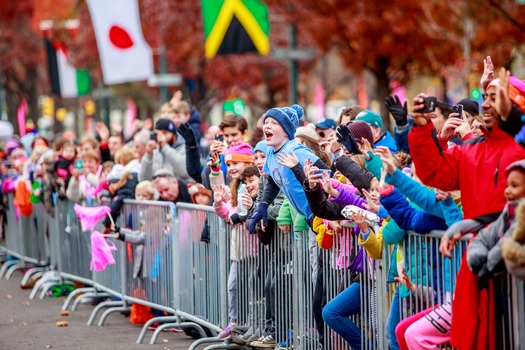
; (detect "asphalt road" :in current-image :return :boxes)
[0,270,205,350]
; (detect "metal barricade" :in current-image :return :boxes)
[0,194,49,279]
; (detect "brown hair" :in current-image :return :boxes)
[60,141,76,153]
[113,171,133,192]
[240,165,260,183]
[79,136,99,149]
[219,115,248,133]
[351,154,366,169]
[101,161,115,172]
[338,106,365,125]
[295,134,331,167]
[82,150,100,163]
[394,151,412,169]
[114,148,135,166]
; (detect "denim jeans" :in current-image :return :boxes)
[322,282,361,349]
[386,287,401,350]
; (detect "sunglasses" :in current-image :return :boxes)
[318,131,326,138]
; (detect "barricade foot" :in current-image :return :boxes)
[87,300,124,326]
[5,261,25,279]
[29,271,61,299]
[150,322,207,345]
[72,292,110,311]
[97,304,129,326]
[136,315,177,344]
[20,267,46,286]
[189,337,247,350]
[202,344,247,350]
[62,287,94,311]
[0,259,19,279]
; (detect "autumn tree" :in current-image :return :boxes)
[265,0,525,127]
[0,1,45,131]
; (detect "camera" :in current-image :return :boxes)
[451,104,463,119]
[74,159,83,170]
[420,96,436,113]
[150,132,157,142]
[215,134,224,142]
[314,169,333,178]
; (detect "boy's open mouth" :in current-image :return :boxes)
[264,131,273,139]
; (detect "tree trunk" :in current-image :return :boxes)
[373,56,392,131]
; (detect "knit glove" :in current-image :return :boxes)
[207,153,221,174]
[249,202,268,233]
[178,123,197,148]
[336,124,361,154]
[385,95,408,127]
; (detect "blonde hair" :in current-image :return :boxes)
[82,150,100,163]
[135,180,155,199]
[114,148,135,166]
[172,100,190,114]
[79,136,99,149]
[160,102,175,114]
[351,154,366,169]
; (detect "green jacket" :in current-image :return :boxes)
[276,197,308,232]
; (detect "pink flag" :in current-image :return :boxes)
[314,82,325,121]
[17,99,28,137]
[74,204,111,231]
[126,98,136,138]
[90,231,117,271]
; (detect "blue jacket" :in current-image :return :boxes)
[375,131,397,153]
[386,169,463,226]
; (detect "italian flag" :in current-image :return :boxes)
[201,0,270,58]
[45,39,90,98]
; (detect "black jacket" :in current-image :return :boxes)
[103,173,138,227]
[303,180,345,221]
[334,156,374,192]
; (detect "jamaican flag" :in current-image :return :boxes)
[201,0,270,58]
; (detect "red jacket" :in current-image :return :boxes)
[408,122,525,350]
[408,122,525,219]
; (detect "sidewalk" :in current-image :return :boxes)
[0,270,197,350]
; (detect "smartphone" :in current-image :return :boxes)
[150,132,157,142]
[420,96,437,113]
[314,169,333,178]
[215,134,224,142]
[451,104,463,118]
[74,159,83,170]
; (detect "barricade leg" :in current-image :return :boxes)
[39,279,73,300]
[20,267,46,286]
[62,287,95,311]
[5,260,25,279]
[29,270,62,299]
[87,300,126,326]
[136,315,179,344]
[0,259,22,279]
[150,321,207,345]
[97,304,130,326]
[71,292,110,311]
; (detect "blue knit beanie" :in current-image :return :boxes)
[264,104,304,140]
[254,140,270,155]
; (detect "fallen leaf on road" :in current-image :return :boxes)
[56,321,68,327]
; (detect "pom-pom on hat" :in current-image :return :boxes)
[187,183,212,204]
[107,164,125,183]
[347,121,374,146]
[356,110,383,130]
[264,104,304,140]
[155,118,177,134]
[225,141,254,164]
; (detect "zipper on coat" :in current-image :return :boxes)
[494,156,501,187]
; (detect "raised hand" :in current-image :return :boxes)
[96,122,110,142]
[480,56,494,90]
[178,123,197,147]
[336,124,361,154]
[374,146,396,175]
[411,93,432,127]
[394,268,416,292]
[362,189,379,213]
[440,117,464,140]
[439,231,461,258]
[320,171,338,197]
[277,151,299,169]
[385,95,408,127]
[351,209,370,233]
[213,184,225,204]
[492,68,512,121]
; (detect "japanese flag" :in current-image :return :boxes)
[87,0,153,85]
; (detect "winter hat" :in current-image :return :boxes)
[107,164,125,183]
[187,183,212,204]
[264,104,304,140]
[225,141,254,164]
[505,159,525,177]
[356,110,383,130]
[457,98,479,117]
[315,118,337,130]
[295,123,318,140]
[155,118,177,134]
[488,78,525,112]
[253,140,270,155]
[347,121,374,146]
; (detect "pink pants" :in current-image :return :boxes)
[397,303,452,350]
[395,307,433,350]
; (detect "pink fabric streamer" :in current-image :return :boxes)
[74,204,111,231]
[336,230,353,269]
[314,82,325,120]
[126,98,137,139]
[90,231,117,271]
[17,99,27,137]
